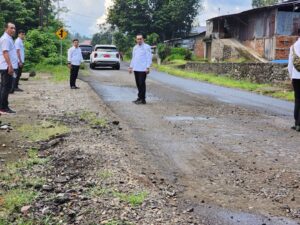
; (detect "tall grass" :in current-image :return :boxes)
[154,63,294,101]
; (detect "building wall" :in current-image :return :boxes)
[185,62,289,83]
[242,39,265,58]
[276,11,300,35]
[275,35,298,59]
[194,38,205,58]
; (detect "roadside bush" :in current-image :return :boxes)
[171,47,192,60]
[24,29,70,71]
[166,53,185,61]
[157,43,171,62]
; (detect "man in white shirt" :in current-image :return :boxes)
[11,29,25,93]
[67,39,83,89]
[129,34,152,105]
[288,37,300,131]
[0,22,18,114]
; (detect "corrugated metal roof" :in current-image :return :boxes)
[208,1,300,21]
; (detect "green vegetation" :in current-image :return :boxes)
[2,189,36,213]
[252,0,279,8]
[157,45,192,62]
[25,29,70,72]
[88,187,109,197]
[113,191,148,207]
[34,64,69,82]
[107,0,202,41]
[103,220,133,225]
[79,111,107,127]
[154,61,294,101]
[97,170,114,179]
[0,147,51,221]
[18,121,69,142]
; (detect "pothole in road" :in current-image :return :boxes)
[164,115,214,122]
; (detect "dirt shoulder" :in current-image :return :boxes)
[0,73,201,224]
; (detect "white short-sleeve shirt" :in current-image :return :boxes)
[0,32,18,70]
[288,38,300,79]
[15,37,25,63]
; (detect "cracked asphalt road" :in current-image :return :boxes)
[81,63,300,225]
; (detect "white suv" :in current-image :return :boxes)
[90,45,121,70]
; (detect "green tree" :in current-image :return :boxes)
[252,0,281,8]
[0,0,60,31]
[92,31,113,46]
[107,0,202,41]
[24,28,70,70]
[112,32,134,53]
[146,33,159,45]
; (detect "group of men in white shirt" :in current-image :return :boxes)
[0,22,25,114]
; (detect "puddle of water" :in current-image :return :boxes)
[91,83,159,102]
[164,115,213,122]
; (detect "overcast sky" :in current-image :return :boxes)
[60,0,252,37]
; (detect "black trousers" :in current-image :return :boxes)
[11,66,22,91]
[70,65,80,87]
[134,71,147,100]
[0,69,13,110]
[15,65,22,88]
[293,79,300,126]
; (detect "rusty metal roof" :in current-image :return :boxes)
[208,1,300,21]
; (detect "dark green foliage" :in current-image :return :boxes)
[92,32,113,46]
[157,43,171,62]
[0,0,59,32]
[107,0,202,41]
[24,29,70,71]
[146,33,160,46]
[113,32,135,53]
[170,47,192,60]
[252,0,280,8]
[0,0,69,70]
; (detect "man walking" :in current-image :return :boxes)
[288,35,300,131]
[129,34,152,104]
[67,39,83,89]
[11,29,25,93]
[0,22,18,114]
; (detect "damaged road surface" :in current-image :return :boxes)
[81,63,300,225]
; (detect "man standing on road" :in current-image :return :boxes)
[11,29,25,93]
[0,22,18,114]
[67,39,83,89]
[288,34,300,132]
[129,34,152,105]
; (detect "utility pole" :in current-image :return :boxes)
[39,0,44,28]
[57,0,63,65]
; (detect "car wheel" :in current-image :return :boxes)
[115,64,120,70]
[90,63,95,69]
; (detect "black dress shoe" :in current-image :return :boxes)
[135,99,146,105]
[132,99,141,104]
[14,88,23,92]
[5,108,16,114]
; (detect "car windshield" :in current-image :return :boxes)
[96,47,118,52]
[80,46,92,52]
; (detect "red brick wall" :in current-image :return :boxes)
[242,39,265,57]
[194,38,205,58]
[275,36,298,59]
